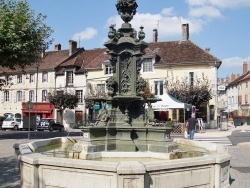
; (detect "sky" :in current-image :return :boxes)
[27,0,250,78]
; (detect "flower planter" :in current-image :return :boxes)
[246,118,250,125]
[233,118,243,126]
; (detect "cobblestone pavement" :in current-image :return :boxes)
[1,127,250,188]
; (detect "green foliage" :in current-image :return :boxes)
[165,73,212,106]
[0,0,53,69]
[166,121,174,127]
[48,91,79,111]
[143,80,152,99]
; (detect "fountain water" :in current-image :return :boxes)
[17,1,231,187]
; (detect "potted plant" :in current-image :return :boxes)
[233,115,246,127]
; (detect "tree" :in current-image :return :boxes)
[143,80,153,99]
[48,91,79,123]
[165,74,212,106]
[0,0,53,69]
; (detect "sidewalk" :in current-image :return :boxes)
[195,123,250,138]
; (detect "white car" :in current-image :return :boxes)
[2,117,22,130]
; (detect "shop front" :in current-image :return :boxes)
[22,102,54,123]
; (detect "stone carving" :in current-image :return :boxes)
[146,102,154,126]
[138,26,145,41]
[106,76,117,96]
[136,77,146,95]
[109,55,117,73]
[120,53,132,94]
[116,0,138,23]
[95,109,109,126]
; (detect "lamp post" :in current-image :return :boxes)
[84,70,88,126]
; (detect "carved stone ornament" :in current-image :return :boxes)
[116,0,138,23]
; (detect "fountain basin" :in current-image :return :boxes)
[17,137,230,188]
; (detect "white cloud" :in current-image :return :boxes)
[161,7,174,16]
[189,6,223,18]
[106,12,204,43]
[209,0,250,9]
[186,0,250,8]
[219,56,250,77]
[221,57,244,68]
[72,27,98,41]
[186,0,250,20]
[185,0,207,6]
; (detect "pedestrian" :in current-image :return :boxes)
[186,113,196,140]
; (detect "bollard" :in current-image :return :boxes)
[13,143,21,173]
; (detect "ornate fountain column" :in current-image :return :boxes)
[82,0,173,152]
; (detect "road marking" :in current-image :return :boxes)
[194,137,232,146]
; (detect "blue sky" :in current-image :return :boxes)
[27,0,250,78]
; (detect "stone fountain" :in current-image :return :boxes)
[17,1,231,188]
[80,0,174,157]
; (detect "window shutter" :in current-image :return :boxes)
[22,91,25,102]
[13,91,16,103]
[184,72,189,83]
[194,71,200,85]
[1,92,4,103]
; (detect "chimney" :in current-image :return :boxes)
[41,49,45,58]
[231,73,236,82]
[243,62,248,74]
[226,76,229,82]
[182,23,189,41]
[69,40,77,56]
[54,44,61,51]
[237,74,240,79]
[153,28,158,43]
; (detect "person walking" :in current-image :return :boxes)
[186,113,196,140]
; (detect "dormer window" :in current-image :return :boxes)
[142,58,153,72]
[17,74,22,84]
[66,71,74,86]
[42,72,48,83]
[105,65,113,75]
[29,74,35,83]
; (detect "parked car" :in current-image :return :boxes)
[37,118,64,132]
[0,116,6,130]
[2,117,22,130]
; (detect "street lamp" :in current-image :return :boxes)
[84,70,88,126]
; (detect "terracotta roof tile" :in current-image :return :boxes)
[0,49,70,74]
[148,40,221,65]
[228,71,250,86]
[80,40,221,70]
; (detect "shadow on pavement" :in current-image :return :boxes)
[0,131,82,140]
[0,157,20,188]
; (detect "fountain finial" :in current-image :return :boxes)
[116,0,138,23]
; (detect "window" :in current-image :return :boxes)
[17,75,22,83]
[42,90,47,102]
[76,90,83,103]
[29,90,35,102]
[4,91,9,102]
[154,81,163,95]
[5,75,11,84]
[173,109,177,120]
[246,82,248,88]
[245,94,248,104]
[189,72,194,86]
[105,65,113,75]
[97,84,105,97]
[57,90,63,95]
[42,72,48,83]
[66,71,74,85]
[29,74,35,83]
[143,59,153,72]
[17,91,22,102]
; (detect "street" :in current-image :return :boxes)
[0,129,250,187]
